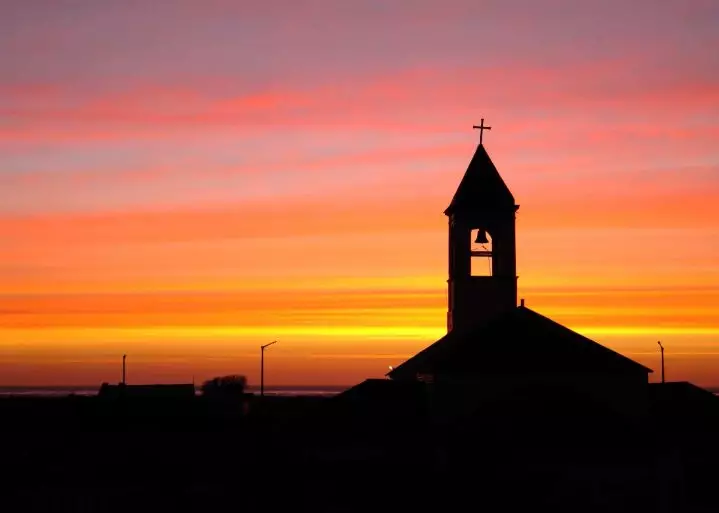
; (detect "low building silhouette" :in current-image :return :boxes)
[98,382,196,400]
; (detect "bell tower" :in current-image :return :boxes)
[446,121,518,332]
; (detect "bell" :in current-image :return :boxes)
[474,228,489,244]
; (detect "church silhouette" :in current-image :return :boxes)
[344,127,654,416]
[294,126,719,513]
[387,137,652,417]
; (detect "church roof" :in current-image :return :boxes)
[387,306,652,379]
[444,144,516,216]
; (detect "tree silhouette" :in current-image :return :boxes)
[201,375,247,399]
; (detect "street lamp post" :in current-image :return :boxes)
[260,341,278,397]
[658,341,665,384]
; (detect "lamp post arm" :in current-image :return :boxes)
[260,341,278,398]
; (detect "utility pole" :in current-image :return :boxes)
[122,354,127,385]
[657,341,665,384]
[260,341,278,397]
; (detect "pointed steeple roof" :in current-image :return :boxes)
[444,144,516,216]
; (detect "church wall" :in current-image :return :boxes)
[424,371,649,424]
[448,276,517,332]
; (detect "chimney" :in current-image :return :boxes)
[520,298,525,307]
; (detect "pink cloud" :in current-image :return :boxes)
[2,57,716,145]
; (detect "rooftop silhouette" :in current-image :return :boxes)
[444,143,516,216]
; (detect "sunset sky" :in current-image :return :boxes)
[1,0,718,387]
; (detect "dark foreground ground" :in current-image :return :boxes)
[1,388,718,513]
[0,394,325,512]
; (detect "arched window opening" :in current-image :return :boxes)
[470,228,492,276]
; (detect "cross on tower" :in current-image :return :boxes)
[472,118,492,144]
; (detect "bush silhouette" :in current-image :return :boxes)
[201,375,247,399]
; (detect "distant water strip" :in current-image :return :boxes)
[0,386,345,397]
